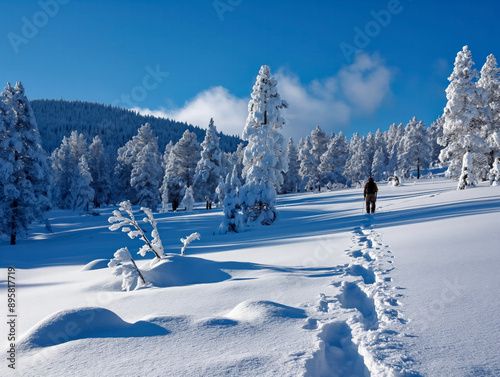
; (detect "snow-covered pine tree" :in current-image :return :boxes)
[399,117,431,178]
[193,118,222,202]
[385,123,403,159]
[163,130,201,210]
[386,143,399,179]
[0,83,51,244]
[0,85,17,240]
[181,185,195,211]
[70,155,94,211]
[114,123,158,203]
[51,131,88,209]
[240,65,288,225]
[309,126,329,185]
[343,133,369,185]
[478,54,500,167]
[219,165,244,233]
[130,141,162,210]
[162,141,174,170]
[371,147,387,181]
[439,46,490,181]
[88,135,110,207]
[428,116,444,165]
[318,131,349,185]
[214,175,226,207]
[374,129,388,165]
[298,136,316,190]
[282,138,299,193]
[365,132,376,176]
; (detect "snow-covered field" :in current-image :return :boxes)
[1,178,499,377]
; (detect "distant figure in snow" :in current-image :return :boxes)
[364,177,378,214]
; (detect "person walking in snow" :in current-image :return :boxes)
[364,177,378,214]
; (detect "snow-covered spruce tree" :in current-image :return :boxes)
[428,116,444,165]
[240,65,288,226]
[344,133,369,186]
[51,131,88,209]
[478,54,500,166]
[70,155,94,211]
[298,136,316,190]
[214,175,226,207]
[181,185,195,211]
[282,138,299,193]
[193,118,222,202]
[371,147,387,181]
[365,132,376,176]
[386,143,399,179]
[385,123,404,158]
[318,131,349,185]
[0,83,51,244]
[159,179,169,213]
[0,85,16,239]
[219,165,244,233]
[162,141,174,170]
[399,117,431,178]
[114,123,158,203]
[88,135,110,207]
[163,130,201,210]
[439,46,490,181]
[374,129,388,164]
[309,126,329,185]
[130,141,162,210]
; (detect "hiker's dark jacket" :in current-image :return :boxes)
[364,181,378,197]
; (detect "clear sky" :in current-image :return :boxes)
[1,0,499,141]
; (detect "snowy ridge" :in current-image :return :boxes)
[305,222,422,377]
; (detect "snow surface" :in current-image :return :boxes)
[1,178,500,376]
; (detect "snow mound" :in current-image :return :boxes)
[140,254,232,288]
[81,259,109,271]
[18,307,168,351]
[226,300,307,323]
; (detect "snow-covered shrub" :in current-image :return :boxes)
[180,232,200,255]
[181,186,195,211]
[108,200,164,260]
[108,247,146,291]
[458,151,476,189]
[219,188,244,234]
[490,157,500,185]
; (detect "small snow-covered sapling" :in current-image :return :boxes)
[108,247,146,291]
[108,200,164,259]
[180,232,201,256]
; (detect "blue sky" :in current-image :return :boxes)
[1,0,499,141]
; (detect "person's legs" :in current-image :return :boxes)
[365,197,370,214]
[370,197,376,213]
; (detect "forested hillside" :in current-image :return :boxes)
[30,99,242,155]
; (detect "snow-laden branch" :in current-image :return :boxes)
[180,232,200,256]
[108,200,164,259]
[108,247,146,291]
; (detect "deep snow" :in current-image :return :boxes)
[1,178,499,376]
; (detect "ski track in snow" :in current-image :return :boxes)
[304,219,422,377]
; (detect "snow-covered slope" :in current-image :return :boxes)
[1,179,499,376]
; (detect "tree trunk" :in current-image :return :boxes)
[10,200,18,245]
[417,159,420,179]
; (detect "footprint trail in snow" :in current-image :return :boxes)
[304,223,422,377]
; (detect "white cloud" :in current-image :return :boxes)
[133,53,393,142]
[132,86,248,136]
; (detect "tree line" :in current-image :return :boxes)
[1,45,499,243]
